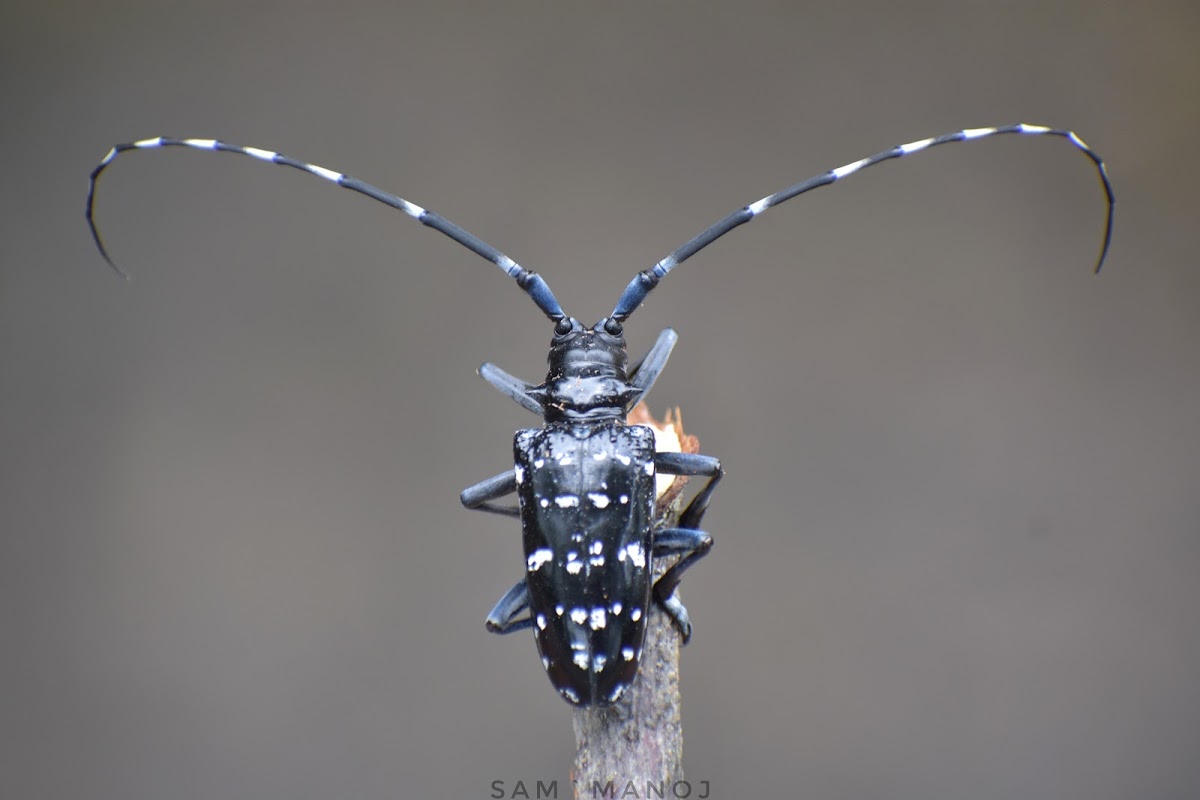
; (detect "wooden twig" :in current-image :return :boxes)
[570,406,698,798]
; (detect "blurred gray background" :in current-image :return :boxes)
[3,2,1197,798]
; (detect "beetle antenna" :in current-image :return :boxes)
[610,123,1115,322]
[87,137,565,321]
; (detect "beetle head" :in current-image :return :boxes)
[530,317,637,421]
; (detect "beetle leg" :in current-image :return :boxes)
[461,470,520,517]
[478,362,543,416]
[653,527,713,556]
[626,328,678,410]
[651,527,713,643]
[486,579,533,634]
[654,451,723,529]
[651,452,723,642]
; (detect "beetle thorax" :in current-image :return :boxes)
[534,318,636,422]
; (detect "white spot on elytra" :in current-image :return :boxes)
[622,646,636,661]
[616,454,631,465]
[558,455,573,466]
[561,686,581,703]
[588,493,611,509]
[527,548,553,572]
[536,614,547,630]
[590,541,603,555]
[607,683,626,702]
[554,495,579,508]
[592,452,607,461]
[589,555,605,567]
[555,604,565,616]
[542,655,551,669]
[539,498,550,508]
[533,458,545,468]
[573,651,590,669]
[644,461,655,475]
[593,653,607,672]
[514,465,524,484]
[566,560,583,575]
[619,494,629,504]
[630,608,643,622]
[570,608,588,624]
[589,607,607,630]
[611,601,623,615]
[622,542,646,568]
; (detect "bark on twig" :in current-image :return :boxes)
[570,405,698,798]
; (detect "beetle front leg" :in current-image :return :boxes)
[478,362,543,416]
[460,470,520,517]
[625,327,679,410]
[486,579,533,634]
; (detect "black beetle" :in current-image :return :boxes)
[461,317,721,705]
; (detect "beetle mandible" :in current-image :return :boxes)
[87,123,1114,705]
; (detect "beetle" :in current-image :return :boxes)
[87,123,1114,705]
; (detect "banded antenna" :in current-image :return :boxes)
[86,137,565,321]
[611,124,1115,322]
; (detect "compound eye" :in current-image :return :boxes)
[554,318,573,336]
[603,318,623,336]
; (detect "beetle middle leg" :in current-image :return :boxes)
[465,474,535,633]
[461,470,520,517]
[654,452,723,530]
[650,451,724,642]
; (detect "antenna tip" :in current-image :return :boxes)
[102,254,130,280]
